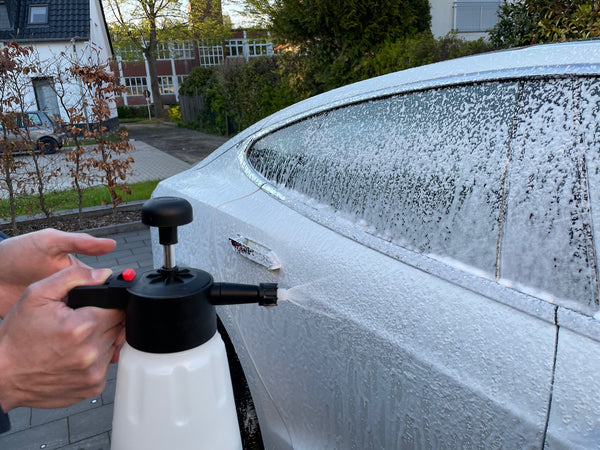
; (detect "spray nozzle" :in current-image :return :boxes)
[211,282,278,307]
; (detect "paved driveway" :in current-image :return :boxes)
[124,122,229,165]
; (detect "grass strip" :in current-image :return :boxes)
[0,179,160,218]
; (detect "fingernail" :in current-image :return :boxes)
[92,268,113,282]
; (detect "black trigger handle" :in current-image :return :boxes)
[67,274,131,309]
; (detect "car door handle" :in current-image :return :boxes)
[229,235,281,271]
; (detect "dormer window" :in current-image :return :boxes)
[29,5,49,25]
[0,2,11,30]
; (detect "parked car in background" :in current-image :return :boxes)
[0,111,64,154]
[151,41,600,448]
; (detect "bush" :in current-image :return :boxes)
[489,0,600,49]
[359,32,493,79]
[117,104,154,120]
[179,57,302,136]
[167,105,181,122]
[117,105,131,119]
[179,67,216,96]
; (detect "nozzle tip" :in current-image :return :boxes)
[259,283,278,307]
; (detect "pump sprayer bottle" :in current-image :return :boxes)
[68,197,278,450]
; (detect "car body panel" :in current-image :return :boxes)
[152,41,600,448]
[545,327,600,449]
[154,156,556,448]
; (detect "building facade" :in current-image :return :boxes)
[112,30,275,107]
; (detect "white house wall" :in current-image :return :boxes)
[7,0,116,124]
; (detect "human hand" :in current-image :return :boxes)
[0,229,116,318]
[0,265,125,411]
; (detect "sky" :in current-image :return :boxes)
[103,0,254,29]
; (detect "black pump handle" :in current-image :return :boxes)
[141,197,193,246]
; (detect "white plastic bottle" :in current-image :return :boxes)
[111,335,242,450]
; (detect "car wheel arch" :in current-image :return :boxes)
[217,316,265,450]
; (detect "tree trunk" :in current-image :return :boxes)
[145,26,164,119]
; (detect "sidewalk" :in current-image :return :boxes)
[1,140,193,199]
[0,142,194,449]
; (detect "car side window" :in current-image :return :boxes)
[582,78,600,314]
[27,113,42,126]
[248,82,519,279]
[499,78,599,314]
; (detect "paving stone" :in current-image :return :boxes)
[107,363,118,381]
[31,396,102,427]
[101,379,116,406]
[116,253,148,266]
[68,405,114,444]
[0,418,68,450]
[122,232,150,244]
[6,408,31,434]
[57,432,110,450]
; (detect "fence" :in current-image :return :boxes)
[179,92,204,126]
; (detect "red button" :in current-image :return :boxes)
[122,269,136,281]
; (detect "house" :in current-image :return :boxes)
[112,30,275,107]
[0,0,117,128]
[430,0,502,40]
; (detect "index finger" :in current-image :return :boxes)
[45,230,116,257]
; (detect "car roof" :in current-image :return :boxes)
[259,40,600,128]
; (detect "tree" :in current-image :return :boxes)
[242,0,431,94]
[188,0,232,44]
[69,60,134,217]
[490,0,600,48]
[0,42,64,229]
[105,0,188,119]
[0,43,33,233]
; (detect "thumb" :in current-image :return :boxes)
[25,266,113,305]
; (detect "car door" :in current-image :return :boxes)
[540,77,600,449]
[159,79,558,448]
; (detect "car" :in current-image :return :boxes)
[151,40,600,448]
[0,110,64,154]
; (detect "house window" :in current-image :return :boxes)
[158,76,174,94]
[32,78,60,117]
[171,41,195,60]
[226,39,244,57]
[177,75,188,86]
[157,42,171,60]
[125,77,148,96]
[115,43,143,61]
[0,2,11,30]
[454,1,501,32]
[248,39,271,57]
[29,5,49,25]
[198,41,223,66]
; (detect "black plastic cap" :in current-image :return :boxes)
[258,283,278,307]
